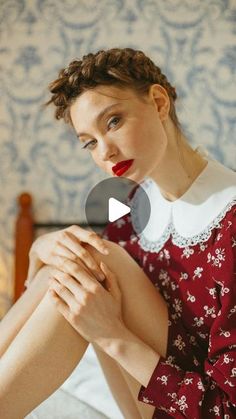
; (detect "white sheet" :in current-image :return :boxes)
[25,388,109,419]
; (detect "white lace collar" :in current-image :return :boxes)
[131,147,236,253]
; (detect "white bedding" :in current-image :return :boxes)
[25,389,109,419]
[26,345,124,419]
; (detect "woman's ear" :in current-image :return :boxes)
[149,84,170,121]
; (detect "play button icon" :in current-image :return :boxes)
[108,197,130,222]
[85,177,151,237]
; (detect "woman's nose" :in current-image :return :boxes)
[99,141,118,161]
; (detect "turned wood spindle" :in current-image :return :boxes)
[14,193,34,302]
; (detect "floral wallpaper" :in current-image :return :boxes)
[0,0,236,318]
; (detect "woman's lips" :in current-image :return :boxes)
[112,159,134,176]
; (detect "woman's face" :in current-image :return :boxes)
[70,84,169,184]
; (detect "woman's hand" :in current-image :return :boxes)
[47,260,123,346]
[26,225,109,287]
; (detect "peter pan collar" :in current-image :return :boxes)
[131,146,236,253]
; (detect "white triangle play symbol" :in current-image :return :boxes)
[108,197,131,222]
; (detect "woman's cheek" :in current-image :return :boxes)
[94,155,111,174]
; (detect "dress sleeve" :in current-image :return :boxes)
[138,209,236,418]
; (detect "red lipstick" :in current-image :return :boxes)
[112,159,134,176]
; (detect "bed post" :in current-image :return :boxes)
[14,193,34,302]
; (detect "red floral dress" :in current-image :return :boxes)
[102,154,236,418]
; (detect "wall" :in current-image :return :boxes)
[0,0,236,317]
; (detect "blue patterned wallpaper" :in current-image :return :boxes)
[0,0,236,317]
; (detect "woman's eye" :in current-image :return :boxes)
[81,139,97,150]
[80,116,120,151]
[108,116,120,129]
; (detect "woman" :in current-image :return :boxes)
[0,48,235,419]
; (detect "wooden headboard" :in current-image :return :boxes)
[14,193,106,302]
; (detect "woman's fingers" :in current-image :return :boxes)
[49,287,70,316]
[47,240,88,272]
[56,232,105,281]
[53,253,98,285]
[100,262,121,301]
[49,276,73,302]
[57,259,101,293]
[28,225,110,286]
[53,242,79,262]
[49,279,79,317]
[50,270,86,309]
[65,226,109,255]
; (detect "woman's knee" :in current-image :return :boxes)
[26,265,52,291]
[84,239,141,281]
[84,240,168,357]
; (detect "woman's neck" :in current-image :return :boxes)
[149,125,208,202]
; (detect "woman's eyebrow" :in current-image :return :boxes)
[76,102,121,139]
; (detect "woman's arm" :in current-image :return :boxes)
[95,322,160,387]
[26,225,109,286]
[1,224,109,358]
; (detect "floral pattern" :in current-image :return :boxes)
[102,202,236,418]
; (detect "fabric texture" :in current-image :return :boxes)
[25,387,109,419]
[102,155,236,418]
[130,146,236,252]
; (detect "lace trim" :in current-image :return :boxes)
[138,198,236,253]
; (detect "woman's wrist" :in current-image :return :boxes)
[95,322,160,387]
[94,319,127,353]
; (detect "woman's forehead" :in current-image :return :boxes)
[78,85,135,105]
[70,85,138,121]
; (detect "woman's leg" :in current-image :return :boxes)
[1,266,140,419]
[93,343,143,419]
[117,364,156,419]
[86,240,168,358]
[0,290,89,419]
[0,240,167,419]
[87,240,169,419]
[0,266,51,358]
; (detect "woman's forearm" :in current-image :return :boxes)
[0,290,89,419]
[96,323,160,388]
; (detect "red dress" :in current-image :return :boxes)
[102,152,236,418]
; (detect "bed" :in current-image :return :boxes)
[14,192,123,419]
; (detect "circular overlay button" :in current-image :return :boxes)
[85,177,151,235]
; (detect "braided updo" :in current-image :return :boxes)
[46,47,180,129]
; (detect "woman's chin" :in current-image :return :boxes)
[125,172,145,184]
[109,167,145,184]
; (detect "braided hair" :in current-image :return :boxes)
[46,47,180,129]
